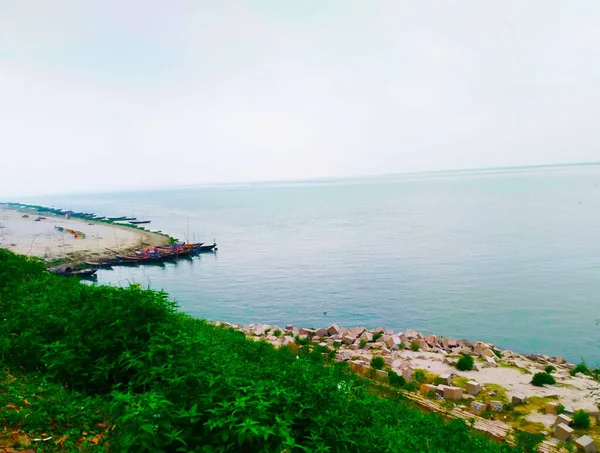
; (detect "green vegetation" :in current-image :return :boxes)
[544,365,556,374]
[531,372,556,387]
[410,342,420,351]
[388,371,406,388]
[372,332,383,341]
[413,370,427,384]
[273,329,282,337]
[370,356,385,370]
[570,362,591,376]
[457,354,475,371]
[0,249,525,452]
[359,339,368,348]
[556,403,566,415]
[572,410,591,429]
[492,348,502,359]
[398,342,406,349]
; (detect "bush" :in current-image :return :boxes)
[273,329,282,337]
[414,370,427,384]
[457,354,474,371]
[531,372,556,387]
[388,370,406,388]
[359,339,368,348]
[398,342,406,349]
[370,356,385,370]
[410,342,420,351]
[556,403,565,415]
[0,249,524,453]
[492,348,502,359]
[571,362,590,376]
[372,332,383,341]
[544,365,556,374]
[295,335,311,346]
[572,410,591,429]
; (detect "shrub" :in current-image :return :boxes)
[427,390,437,399]
[544,365,556,374]
[410,342,420,351]
[571,362,590,376]
[372,332,383,341]
[404,381,417,392]
[398,342,406,349]
[295,335,311,346]
[556,403,565,415]
[370,356,385,370]
[492,348,502,359]
[414,370,427,384]
[433,376,444,386]
[359,339,368,348]
[513,430,543,453]
[572,410,591,429]
[457,354,474,371]
[531,372,556,387]
[273,329,282,337]
[388,370,406,388]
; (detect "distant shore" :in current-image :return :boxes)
[0,204,170,265]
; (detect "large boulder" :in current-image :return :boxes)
[327,324,340,335]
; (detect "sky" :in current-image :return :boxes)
[1,1,600,197]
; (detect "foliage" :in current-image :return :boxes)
[295,335,311,346]
[556,403,565,415]
[457,354,475,371]
[388,371,406,388]
[531,372,556,387]
[0,249,522,453]
[359,339,368,348]
[572,410,591,428]
[544,365,556,374]
[512,429,543,453]
[370,356,385,370]
[492,348,502,359]
[273,329,282,337]
[398,342,406,349]
[372,332,383,342]
[570,362,591,376]
[413,370,427,384]
[410,342,420,352]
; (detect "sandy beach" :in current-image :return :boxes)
[0,206,170,263]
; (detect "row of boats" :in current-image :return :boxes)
[86,241,218,269]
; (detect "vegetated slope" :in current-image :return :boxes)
[0,249,522,452]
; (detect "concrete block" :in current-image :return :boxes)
[575,435,597,453]
[435,384,450,396]
[360,331,373,342]
[438,374,452,385]
[511,394,527,406]
[554,414,573,427]
[488,400,503,412]
[443,386,463,400]
[470,401,486,416]
[342,335,355,345]
[298,327,316,338]
[327,324,340,335]
[371,327,384,334]
[314,328,328,337]
[399,333,409,345]
[375,369,388,381]
[420,384,437,395]
[554,423,574,442]
[546,401,558,414]
[466,381,480,396]
[402,367,415,381]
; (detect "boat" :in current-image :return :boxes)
[107,216,137,221]
[84,261,114,270]
[129,220,151,225]
[197,242,218,252]
[48,266,98,279]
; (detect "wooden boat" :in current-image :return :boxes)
[197,242,218,252]
[107,216,137,221]
[84,261,114,270]
[48,266,98,279]
[129,220,151,225]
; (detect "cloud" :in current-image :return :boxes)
[1,1,600,197]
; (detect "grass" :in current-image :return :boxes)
[0,249,525,452]
[498,362,532,375]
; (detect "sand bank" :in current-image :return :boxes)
[0,206,170,263]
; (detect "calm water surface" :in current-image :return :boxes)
[25,166,600,363]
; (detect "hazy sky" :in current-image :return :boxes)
[1,1,599,196]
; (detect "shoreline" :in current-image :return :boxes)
[0,204,171,265]
[216,321,600,449]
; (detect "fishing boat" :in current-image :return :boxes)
[84,261,114,270]
[197,242,218,252]
[107,216,137,221]
[129,220,151,225]
[48,266,98,279]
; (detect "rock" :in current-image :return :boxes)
[511,394,527,406]
[391,359,404,369]
[327,324,340,335]
[405,329,418,339]
[487,400,503,412]
[342,335,355,345]
[436,384,450,397]
[470,401,487,416]
[385,329,394,335]
[424,334,437,345]
[466,381,480,396]
[360,331,373,342]
[252,323,269,336]
[350,343,359,350]
[402,367,415,381]
[418,340,431,351]
[375,369,388,380]
[438,374,452,385]
[314,327,328,337]
[575,435,598,453]
[443,338,458,349]
[485,355,497,366]
[420,383,437,395]
[349,326,366,338]
[371,327,384,334]
[587,411,600,422]
[443,386,463,400]
[385,335,400,348]
[545,402,559,414]
[554,356,566,365]
[554,414,573,427]
[554,423,574,442]
[282,336,295,346]
[285,324,295,330]
[473,342,488,355]
[399,333,409,345]
[563,406,575,415]
[482,348,496,358]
